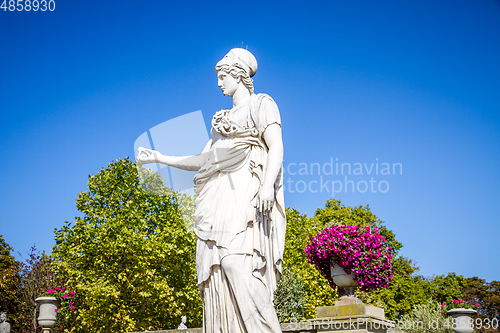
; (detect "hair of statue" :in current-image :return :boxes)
[215,63,254,94]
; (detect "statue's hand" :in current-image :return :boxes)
[258,184,275,214]
[137,147,160,164]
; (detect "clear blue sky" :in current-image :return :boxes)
[1,0,499,282]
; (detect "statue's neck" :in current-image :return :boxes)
[232,85,252,109]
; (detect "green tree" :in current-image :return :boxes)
[0,235,19,321]
[462,277,500,333]
[429,273,466,304]
[313,199,402,254]
[52,158,202,332]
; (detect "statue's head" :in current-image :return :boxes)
[215,48,258,94]
[0,312,6,322]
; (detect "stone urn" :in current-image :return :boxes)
[447,308,476,333]
[330,261,361,304]
[35,297,61,333]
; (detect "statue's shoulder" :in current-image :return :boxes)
[250,93,281,133]
[252,93,278,112]
[254,93,275,103]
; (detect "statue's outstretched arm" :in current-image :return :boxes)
[137,139,211,171]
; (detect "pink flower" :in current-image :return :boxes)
[475,303,480,306]
[70,306,75,311]
[47,289,54,294]
[54,309,58,313]
[454,300,459,305]
[63,294,68,299]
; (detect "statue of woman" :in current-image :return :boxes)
[137,48,286,333]
[0,312,10,333]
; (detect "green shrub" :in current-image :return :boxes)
[274,267,307,323]
[398,300,453,333]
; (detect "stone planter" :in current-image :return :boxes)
[35,297,61,333]
[447,308,476,333]
[330,261,359,298]
[330,264,359,287]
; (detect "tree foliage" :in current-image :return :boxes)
[14,247,60,333]
[462,277,500,333]
[429,273,466,304]
[52,158,202,332]
[0,235,19,321]
[313,199,402,254]
[1,240,72,333]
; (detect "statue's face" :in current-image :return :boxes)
[0,313,5,322]
[217,70,239,97]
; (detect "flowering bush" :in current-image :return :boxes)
[441,299,479,312]
[304,224,393,291]
[400,301,453,333]
[40,287,76,315]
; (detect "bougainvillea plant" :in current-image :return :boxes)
[40,287,76,314]
[304,224,393,292]
[442,299,479,311]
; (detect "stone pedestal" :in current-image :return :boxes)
[309,296,395,333]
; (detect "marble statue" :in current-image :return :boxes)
[0,313,10,333]
[137,48,286,333]
[178,315,188,330]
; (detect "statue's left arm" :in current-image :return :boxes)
[259,123,283,212]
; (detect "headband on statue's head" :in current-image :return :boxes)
[216,48,258,77]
